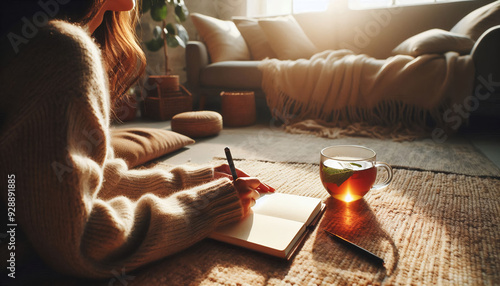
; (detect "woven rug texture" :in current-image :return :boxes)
[75,159,499,286]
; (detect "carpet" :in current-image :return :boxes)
[79,159,499,286]
[207,126,500,178]
[117,121,500,177]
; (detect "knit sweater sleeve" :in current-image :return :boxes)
[0,21,242,279]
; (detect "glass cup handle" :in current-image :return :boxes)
[371,162,393,191]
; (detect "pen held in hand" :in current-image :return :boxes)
[224,147,238,180]
[223,147,275,193]
[323,229,385,267]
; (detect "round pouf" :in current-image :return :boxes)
[171,111,223,138]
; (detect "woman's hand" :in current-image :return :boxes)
[214,164,275,193]
[233,177,261,217]
[214,164,275,217]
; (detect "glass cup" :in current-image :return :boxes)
[320,145,393,202]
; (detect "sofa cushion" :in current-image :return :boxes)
[392,29,475,56]
[451,1,500,41]
[190,13,251,62]
[200,61,262,89]
[233,17,277,60]
[258,15,319,60]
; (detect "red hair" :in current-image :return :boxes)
[5,0,147,107]
[92,7,146,106]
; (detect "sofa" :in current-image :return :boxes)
[185,10,340,112]
[186,41,264,110]
[185,1,500,125]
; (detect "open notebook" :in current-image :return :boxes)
[209,193,325,260]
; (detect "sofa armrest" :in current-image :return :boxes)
[471,25,500,86]
[186,41,210,89]
[470,25,500,119]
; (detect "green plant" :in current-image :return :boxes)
[142,0,189,75]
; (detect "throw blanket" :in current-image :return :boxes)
[259,50,474,138]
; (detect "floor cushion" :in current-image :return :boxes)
[111,127,195,168]
[171,111,223,138]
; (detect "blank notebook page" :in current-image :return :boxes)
[211,193,322,253]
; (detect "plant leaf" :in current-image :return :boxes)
[164,23,176,35]
[142,0,151,13]
[165,34,180,48]
[175,24,189,44]
[152,25,163,39]
[174,4,189,22]
[175,35,185,48]
[145,37,164,52]
[151,0,166,7]
[150,2,168,21]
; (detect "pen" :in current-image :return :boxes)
[323,229,385,267]
[224,147,238,180]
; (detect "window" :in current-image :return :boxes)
[293,0,330,13]
[349,0,462,10]
[247,0,330,17]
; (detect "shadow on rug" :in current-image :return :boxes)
[19,159,500,286]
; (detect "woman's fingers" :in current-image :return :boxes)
[236,169,275,192]
[215,164,251,179]
[239,190,259,217]
[215,164,275,193]
[234,177,261,195]
[213,169,262,217]
[240,197,256,217]
[256,182,275,193]
[240,191,258,207]
[233,177,262,217]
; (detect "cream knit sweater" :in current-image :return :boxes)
[0,21,242,279]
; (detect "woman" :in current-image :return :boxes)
[0,0,269,279]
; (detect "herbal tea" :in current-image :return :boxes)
[320,159,377,202]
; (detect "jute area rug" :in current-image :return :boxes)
[80,159,499,286]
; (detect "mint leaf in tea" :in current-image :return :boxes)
[320,160,377,202]
[321,165,353,187]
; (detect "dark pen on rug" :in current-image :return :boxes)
[224,147,238,180]
[323,229,385,267]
